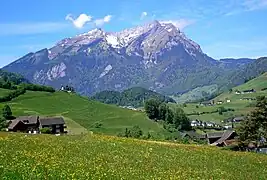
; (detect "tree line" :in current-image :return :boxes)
[0,88,26,103]
[144,98,191,132]
[92,87,176,108]
[20,83,55,93]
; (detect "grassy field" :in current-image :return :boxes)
[0,88,13,96]
[0,90,167,137]
[0,133,267,179]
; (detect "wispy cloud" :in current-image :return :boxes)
[94,15,112,27]
[243,0,267,11]
[65,13,92,28]
[0,22,69,36]
[140,12,148,20]
[203,38,267,59]
[159,19,195,30]
[66,13,112,28]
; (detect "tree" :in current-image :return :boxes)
[2,105,12,120]
[218,106,226,115]
[173,107,191,131]
[144,98,161,120]
[0,117,7,129]
[229,89,233,93]
[165,107,174,124]
[238,96,267,147]
[129,125,143,138]
[158,103,167,120]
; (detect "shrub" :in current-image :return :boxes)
[93,122,103,128]
[40,128,52,134]
[2,105,12,120]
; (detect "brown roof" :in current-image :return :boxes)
[8,116,39,129]
[15,116,39,124]
[211,130,236,146]
[8,120,21,129]
[39,117,65,126]
[207,132,224,139]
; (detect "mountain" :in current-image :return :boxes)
[225,57,267,88]
[91,87,176,107]
[2,20,266,98]
[219,58,254,69]
[3,20,227,96]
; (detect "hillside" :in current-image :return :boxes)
[92,87,176,107]
[225,57,267,88]
[215,72,267,101]
[173,73,267,124]
[0,132,267,179]
[0,89,167,137]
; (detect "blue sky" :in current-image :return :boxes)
[0,0,267,67]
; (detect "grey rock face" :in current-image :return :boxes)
[2,21,230,96]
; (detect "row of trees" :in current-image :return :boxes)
[92,87,176,108]
[20,83,55,93]
[0,88,26,103]
[144,98,191,131]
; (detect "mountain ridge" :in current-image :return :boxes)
[2,20,266,99]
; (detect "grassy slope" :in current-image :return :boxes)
[0,133,267,179]
[0,90,166,136]
[169,74,267,123]
[0,88,12,96]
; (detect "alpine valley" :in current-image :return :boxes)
[2,20,266,101]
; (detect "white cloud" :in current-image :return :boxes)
[160,19,194,30]
[140,12,148,20]
[65,13,92,28]
[94,15,112,27]
[0,22,69,36]
[243,0,267,11]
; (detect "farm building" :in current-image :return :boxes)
[7,116,66,134]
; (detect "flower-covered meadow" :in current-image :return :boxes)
[0,133,267,179]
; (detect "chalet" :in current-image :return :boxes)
[200,101,213,106]
[210,130,237,147]
[226,99,231,103]
[7,116,66,134]
[217,101,223,105]
[206,121,215,127]
[242,89,255,94]
[235,90,241,94]
[207,132,225,144]
[233,116,245,123]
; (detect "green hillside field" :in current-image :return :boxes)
[0,132,267,179]
[170,73,267,124]
[0,89,167,137]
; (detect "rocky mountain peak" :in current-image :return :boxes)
[3,20,216,97]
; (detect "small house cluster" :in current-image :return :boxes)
[190,119,221,129]
[7,116,66,134]
[60,85,75,93]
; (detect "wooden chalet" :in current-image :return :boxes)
[7,116,66,134]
